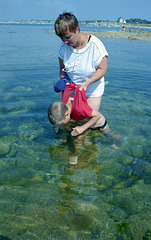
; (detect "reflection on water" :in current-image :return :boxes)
[0,24,151,239]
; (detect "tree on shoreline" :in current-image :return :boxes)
[126,18,151,24]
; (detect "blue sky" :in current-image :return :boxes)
[0,0,151,21]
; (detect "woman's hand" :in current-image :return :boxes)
[79,80,91,91]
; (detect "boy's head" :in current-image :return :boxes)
[48,101,70,126]
[54,12,79,38]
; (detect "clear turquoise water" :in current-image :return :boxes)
[0,24,151,240]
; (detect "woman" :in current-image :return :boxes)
[54,12,109,130]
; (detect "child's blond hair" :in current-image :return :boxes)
[48,101,68,125]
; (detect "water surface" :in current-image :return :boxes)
[0,24,151,240]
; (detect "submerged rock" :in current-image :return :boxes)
[0,136,17,157]
[7,143,18,157]
[9,100,35,115]
[18,120,44,140]
[0,167,34,185]
[11,86,32,92]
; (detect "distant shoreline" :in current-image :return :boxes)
[0,21,151,30]
[81,21,151,30]
[1,21,151,41]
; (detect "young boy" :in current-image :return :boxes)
[48,83,110,137]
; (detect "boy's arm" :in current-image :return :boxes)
[71,110,102,136]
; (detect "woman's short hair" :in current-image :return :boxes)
[54,12,79,37]
[48,101,68,125]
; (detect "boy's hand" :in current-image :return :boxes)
[71,126,84,136]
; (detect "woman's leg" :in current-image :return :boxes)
[86,96,106,128]
[86,97,123,146]
[86,96,102,111]
[86,96,111,134]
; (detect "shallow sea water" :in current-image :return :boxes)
[0,24,151,240]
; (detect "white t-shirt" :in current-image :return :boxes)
[58,35,108,97]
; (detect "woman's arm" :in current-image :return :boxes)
[79,56,108,91]
[59,57,68,79]
[71,110,102,136]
